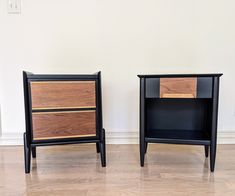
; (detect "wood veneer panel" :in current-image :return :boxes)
[160,78,197,98]
[32,111,96,140]
[30,81,96,110]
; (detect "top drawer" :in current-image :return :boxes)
[30,81,96,110]
[145,77,212,98]
[160,78,197,98]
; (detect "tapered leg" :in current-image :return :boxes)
[139,77,145,167]
[140,138,145,167]
[204,146,209,158]
[209,76,219,172]
[145,142,148,154]
[23,133,31,174]
[96,142,100,153]
[32,146,36,158]
[99,129,106,167]
[210,144,216,172]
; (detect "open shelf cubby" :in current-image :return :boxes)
[145,98,212,145]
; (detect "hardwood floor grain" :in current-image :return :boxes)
[0,144,235,196]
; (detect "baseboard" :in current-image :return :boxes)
[0,132,23,145]
[217,131,235,144]
[106,131,138,144]
[0,131,235,145]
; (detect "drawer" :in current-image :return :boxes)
[30,81,96,110]
[32,110,96,140]
[160,78,197,98]
[145,77,212,98]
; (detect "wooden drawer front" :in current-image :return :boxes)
[30,81,96,110]
[32,111,96,140]
[160,78,197,98]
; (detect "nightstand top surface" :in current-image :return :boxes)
[138,73,223,78]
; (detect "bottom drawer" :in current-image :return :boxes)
[32,110,96,140]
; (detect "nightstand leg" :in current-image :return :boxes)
[139,77,145,167]
[100,129,106,167]
[210,144,216,172]
[140,140,145,167]
[209,76,219,172]
[32,146,36,158]
[204,146,209,158]
[96,142,100,153]
[23,133,31,174]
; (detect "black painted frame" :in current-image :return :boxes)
[138,73,223,172]
[23,71,106,173]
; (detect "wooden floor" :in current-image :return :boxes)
[1,144,235,196]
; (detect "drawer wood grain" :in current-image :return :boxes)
[32,111,96,140]
[30,81,96,110]
[160,78,197,98]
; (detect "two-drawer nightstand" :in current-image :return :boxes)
[23,71,106,173]
[138,74,222,172]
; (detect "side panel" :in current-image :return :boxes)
[145,78,160,98]
[197,77,213,98]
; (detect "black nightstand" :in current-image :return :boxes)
[23,71,106,173]
[138,73,222,172]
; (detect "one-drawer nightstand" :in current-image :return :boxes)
[138,73,223,172]
[23,71,106,173]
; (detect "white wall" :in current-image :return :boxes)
[0,0,235,144]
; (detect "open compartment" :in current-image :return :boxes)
[145,98,212,144]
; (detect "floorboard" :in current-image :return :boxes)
[0,144,235,196]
